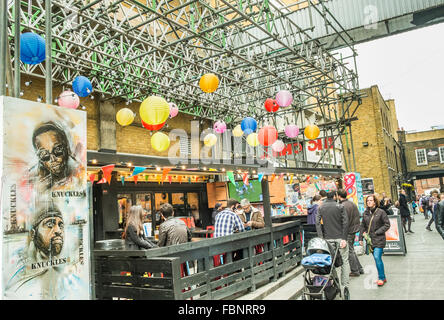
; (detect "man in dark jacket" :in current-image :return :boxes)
[316,191,350,290]
[436,198,444,240]
[399,189,414,233]
[338,189,364,277]
[158,203,192,247]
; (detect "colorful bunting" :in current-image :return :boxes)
[242,173,249,185]
[131,166,147,177]
[258,173,264,182]
[270,173,276,182]
[289,174,294,184]
[101,164,115,185]
[178,176,183,184]
[226,171,236,186]
[89,173,96,184]
[162,168,172,183]
[121,176,125,186]
[97,178,107,184]
[168,176,172,184]
[134,175,138,184]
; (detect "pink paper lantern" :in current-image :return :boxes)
[285,124,299,138]
[272,140,285,153]
[213,121,227,134]
[58,90,80,109]
[169,103,179,118]
[276,90,293,107]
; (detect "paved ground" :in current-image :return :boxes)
[347,215,444,300]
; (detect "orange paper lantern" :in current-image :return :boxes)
[199,73,219,93]
[304,124,320,140]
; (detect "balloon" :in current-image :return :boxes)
[276,90,293,107]
[285,124,299,138]
[258,125,278,147]
[199,73,219,93]
[204,133,218,147]
[142,119,166,131]
[241,117,257,135]
[169,103,179,118]
[57,90,80,109]
[233,125,244,137]
[20,32,45,65]
[151,132,170,152]
[304,124,320,140]
[140,96,170,126]
[264,98,279,112]
[272,140,285,153]
[72,76,93,97]
[246,133,259,147]
[116,108,135,126]
[213,121,227,134]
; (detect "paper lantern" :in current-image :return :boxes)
[246,133,259,147]
[116,108,135,126]
[142,119,166,131]
[199,73,219,93]
[169,103,179,118]
[285,124,299,138]
[264,98,279,112]
[72,76,93,97]
[57,90,80,109]
[204,133,217,147]
[241,117,257,135]
[20,32,46,65]
[213,121,227,134]
[151,132,170,152]
[258,125,278,147]
[304,124,320,140]
[272,140,285,153]
[276,90,293,107]
[140,96,170,127]
[233,125,243,137]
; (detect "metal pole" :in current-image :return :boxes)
[45,0,52,103]
[14,0,20,98]
[0,0,7,96]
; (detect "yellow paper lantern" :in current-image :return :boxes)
[151,132,170,152]
[233,125,243,137]
[140,96,170,125]
[247,133,259,147]
[116,108,135,126]
[204,133,217,147]
[304,124,320,140]
[199,73,219,93]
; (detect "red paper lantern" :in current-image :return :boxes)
[264,98,279,113]
[258,125,278,147]
[142,119,166,131]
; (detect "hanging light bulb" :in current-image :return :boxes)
[36,95,42,102]
[19,90,24,96]
[25,80,32,86]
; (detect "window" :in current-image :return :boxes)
[439,146,444,164]
[415,149,427,166]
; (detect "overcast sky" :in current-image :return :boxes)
[350,22,444,132]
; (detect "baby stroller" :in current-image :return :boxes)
[301,238,350,300]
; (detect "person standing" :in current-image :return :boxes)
[237,199,265,230]
[436,196,444,240]
[319,190,327,207]
[359,195,391,287]
[315,191,350,292]
[214,199,245,238]
[399,189,414,233]
[426,190,440,231]
[379,194,393,216]
[420,194,430,219]
[124,205,157,250]
[212,203,223,225]
[158,203,192,247]
[307,195,322,225]
[337,189,364,277]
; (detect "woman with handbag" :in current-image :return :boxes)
[359,195,391,287]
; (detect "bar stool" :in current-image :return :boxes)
[206,226,214,238]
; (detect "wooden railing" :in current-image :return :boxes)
[94,221,302,300]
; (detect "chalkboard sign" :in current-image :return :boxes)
[383,215,407,255]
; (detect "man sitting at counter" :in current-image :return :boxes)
[158,203,192,247]
[237,199,265,230]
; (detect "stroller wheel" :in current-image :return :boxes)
[343,287,350,300]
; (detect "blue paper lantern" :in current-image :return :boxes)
[20,32,46,65]
[72,76,93,97]
[241,117,257,135]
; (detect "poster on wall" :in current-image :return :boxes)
[344,172,365,214]
[361,178,375,196]
[426,148,440,163]
[0,96,90,300]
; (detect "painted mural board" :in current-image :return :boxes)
[344,172,365,214]
[0,96,90,299]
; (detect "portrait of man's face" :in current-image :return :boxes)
[34,130,68,177]
[32,216,65,257]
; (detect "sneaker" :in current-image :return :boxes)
[377,280,385,286]
[349,272,360,277]
[408,230,414,233]
[426,227,432,231]
[359,269,365,275]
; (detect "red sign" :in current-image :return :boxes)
[261,137,334,158]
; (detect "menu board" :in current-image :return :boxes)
[383,215,407,255]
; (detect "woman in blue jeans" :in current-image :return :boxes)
[359,195,391,286]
